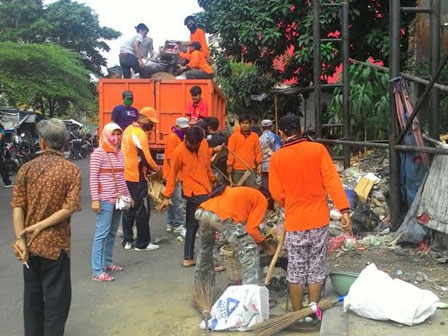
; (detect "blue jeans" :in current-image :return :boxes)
[167,181,185,227]
[92,201,122,275]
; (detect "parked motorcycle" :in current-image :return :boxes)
[80,138,93,158]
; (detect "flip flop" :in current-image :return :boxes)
[182,262,196,268]
[214,265,226,272]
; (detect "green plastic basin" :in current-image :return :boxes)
[329,271,359,296]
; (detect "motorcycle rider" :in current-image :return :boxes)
[0,122,13,187]
[70,125,83,160]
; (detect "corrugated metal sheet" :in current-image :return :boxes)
[417,154,448,234]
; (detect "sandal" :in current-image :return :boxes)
[92,272,114,282]
[182,260,196,268]
[105,264,124,272]
[214,265,226,272]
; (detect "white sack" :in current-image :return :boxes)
[344,263,439,326]
[208,285,269,331]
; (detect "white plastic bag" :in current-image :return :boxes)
[344,263,439,326]
[208,285,269,331]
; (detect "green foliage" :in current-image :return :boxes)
[329,61,389,141]
[0,42,94,117]
[198,0,416,86]
[0,0,120,75]
[405,58,448,133]
[215,54,275,115]
[198,0,415,118]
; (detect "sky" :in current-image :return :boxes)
[45,0,202,68]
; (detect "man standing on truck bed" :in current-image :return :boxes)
[121,107,161,251]
[111,90,138,131]
[187,86,208,123]
[119,23,149,79]
[180,15,210,61]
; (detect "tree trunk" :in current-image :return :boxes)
[49,99,55,118]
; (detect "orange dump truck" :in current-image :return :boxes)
[98,79,226,162]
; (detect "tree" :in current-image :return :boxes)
[329,60,390,141]
[0,42,94,117]
[0,0,120,75]
[215,54,275,114]
[197,0,416,86]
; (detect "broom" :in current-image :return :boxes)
[254,297,343,336]
[191,277,217,336]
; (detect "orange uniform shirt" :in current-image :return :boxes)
[164,139,214,198]
[121,124,159,182]
[188,50,213,74]
[269,138,349,232]
[227,130,262,170]
[179,28,210,61]
[200,187,268,244]
[162,132,182,179]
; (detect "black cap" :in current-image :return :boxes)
[122,90,133,99]
[278,114,300,132]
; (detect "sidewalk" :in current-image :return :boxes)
[320,281,448,336]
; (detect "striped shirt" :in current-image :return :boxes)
[90,147,130,204]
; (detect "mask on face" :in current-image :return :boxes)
[188,24,197,33]
[140,122,153,131]
[106,134,121,146]
[124,98,133,107]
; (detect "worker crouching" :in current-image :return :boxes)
[193,186,276,285]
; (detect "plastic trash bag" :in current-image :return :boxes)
[207,285,269,331]
[344,264,439,326]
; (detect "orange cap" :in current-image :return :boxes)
[139,107,159,123]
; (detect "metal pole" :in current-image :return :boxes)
[394,144,448,155]
[318,138,448,155]
[430,0,441,139]
[318,138,389,149]
[342,0,350,169]
[274,94,279,133]
[349,58,448,92]
[312,0,322,138]
[389,0,401,229]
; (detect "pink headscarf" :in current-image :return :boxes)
[100,122,122,153]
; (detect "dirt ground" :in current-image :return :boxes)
[329,241,448,297]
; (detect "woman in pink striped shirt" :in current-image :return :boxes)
[90,122,131,282]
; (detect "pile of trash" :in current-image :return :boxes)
[330,151,391,238]
[327,151,393,252]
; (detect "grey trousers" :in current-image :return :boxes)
[232,169,257,188]
[194,208,261,285]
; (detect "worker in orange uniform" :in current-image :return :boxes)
[179,42,214,79]
[194,186,276,285]
[121,107,161,251]
[160,127,216,267]
[227,114,262,188]
[180,15,210,61]
[269,114,352,317]
[163,117,189,234]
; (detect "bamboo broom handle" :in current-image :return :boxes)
[264,228,286,285]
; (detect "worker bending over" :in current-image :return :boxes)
[194,186,276,285]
